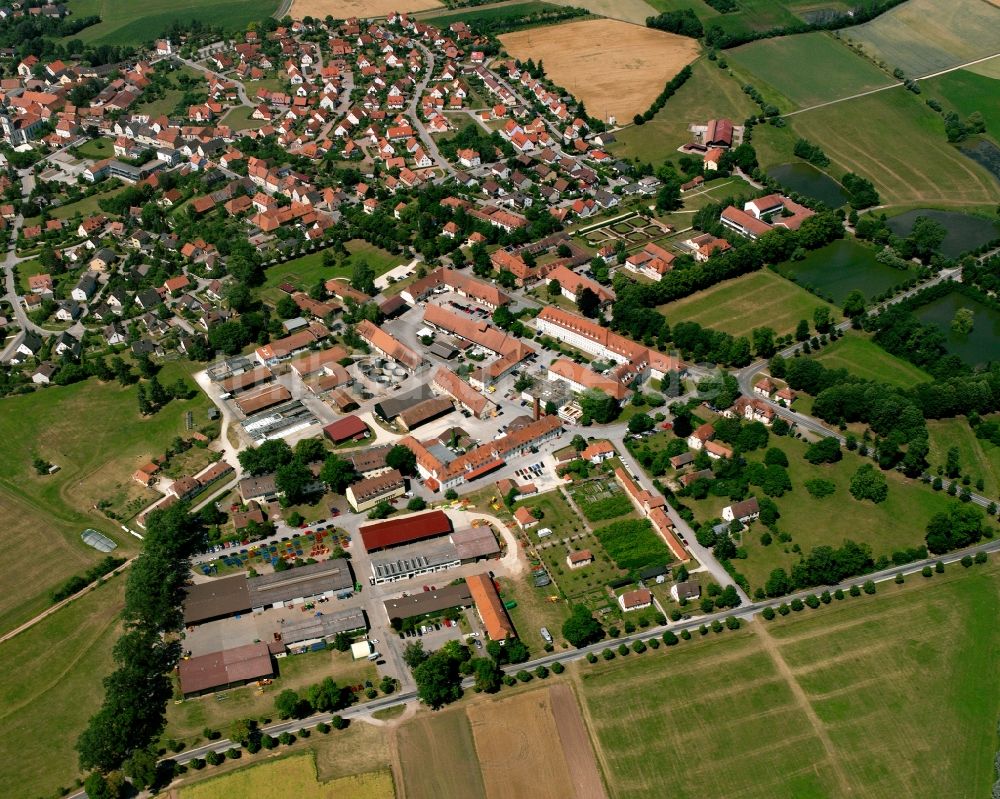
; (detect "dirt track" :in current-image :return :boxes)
[550,683,609,799]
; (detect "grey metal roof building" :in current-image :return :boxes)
[247,558,353,609]
[383,582,474,620]
[368,527,499,585]
[279,607,368,650]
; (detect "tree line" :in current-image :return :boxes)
[77,504,204,796]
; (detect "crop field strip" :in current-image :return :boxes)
[728,32,896,109]
[844,0,1000,77]
[812,334,931,388]
[788,89,999,208]
[66,0,282,45]
[394,708,486,799]
[577,563,1000,798]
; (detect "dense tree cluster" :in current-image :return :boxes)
[77,505,204,777]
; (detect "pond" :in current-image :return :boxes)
[775,238,912,305]
[885,208,1000,259]
[914,290,1000,367]
[768,162,849,208]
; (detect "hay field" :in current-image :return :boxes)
[181,755,394,798]
[544,0,658,25]
[468,687,607,799]
[499,20,699,122]
[290,0,442,18]
[576,563,1000,799]
[729,32,895,108]
[790,88,999,208]
[844,0,1000,77]
[658,269,839,339]
[394,708,487,799]
[0,575,125,798]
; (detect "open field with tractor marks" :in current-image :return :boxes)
[658,269,839,339]
[576,561,1000,799]
[499,20,700,123]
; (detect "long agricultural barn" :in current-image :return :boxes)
[182,575,252,626]
[235,384,292,415]
[466,572,517,641]
[383,581,474,620]
[177,642,274,697]
[359,509,453,552]
[247,558,354,610]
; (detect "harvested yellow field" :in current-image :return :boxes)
[467,686,608,799]
[180,755,394,799]
[290,0,442,19]
[500,20,700,123]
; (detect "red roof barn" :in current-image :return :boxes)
[322,414,369,443]
[360,510,452,552]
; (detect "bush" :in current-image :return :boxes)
[975,551,988,564]
[648,637,660,649]
[663,631,679,645]
[260,734,276,749]
[278,732,294,746]
[805,594,820,609]
[190,758,206,770]
[516,670,533,682]
[725,616,741,630]
[586,652,598,663]
[849,584,861,597]
[205,751,223,766]
[863,580,877,594]
[711,619,724,633]
[503,674,517,686]
[820,591,832,604]
[778,603,790,615]
[633,640,647,654]
[551,661,565,674]
[834,588,845,600]
[762,606,776,620]
[961,554,974,568]
[331,715,347,730]
[618,642,630,656]
[226,748,241,760]
[935,561,945,573]
[790,598,804,611]
[895,573,904,584]
[680,629,692,640]
[316,722,331,734]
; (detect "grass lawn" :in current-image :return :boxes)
[495,573,571,654]
[575,560,1000,799]
[787,87,999,209]
[684,436,957,592]
[812,333,931,388]
[728,32,894,109]
[166,648,377,741]
[179,755,393,799]
[658,269,839,339]
[0,359,213,633]
[261,240,403,302]
[517,488,588,541]
[66,0,280,45]
[612,58,758,164]
[0,573,125,798]
[221,105,265,131]
[26,186,129,226]
[14,258,44,294]
[73,136,114,159]
[926,416,1000,500]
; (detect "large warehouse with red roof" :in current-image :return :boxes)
[359,509,453,552]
